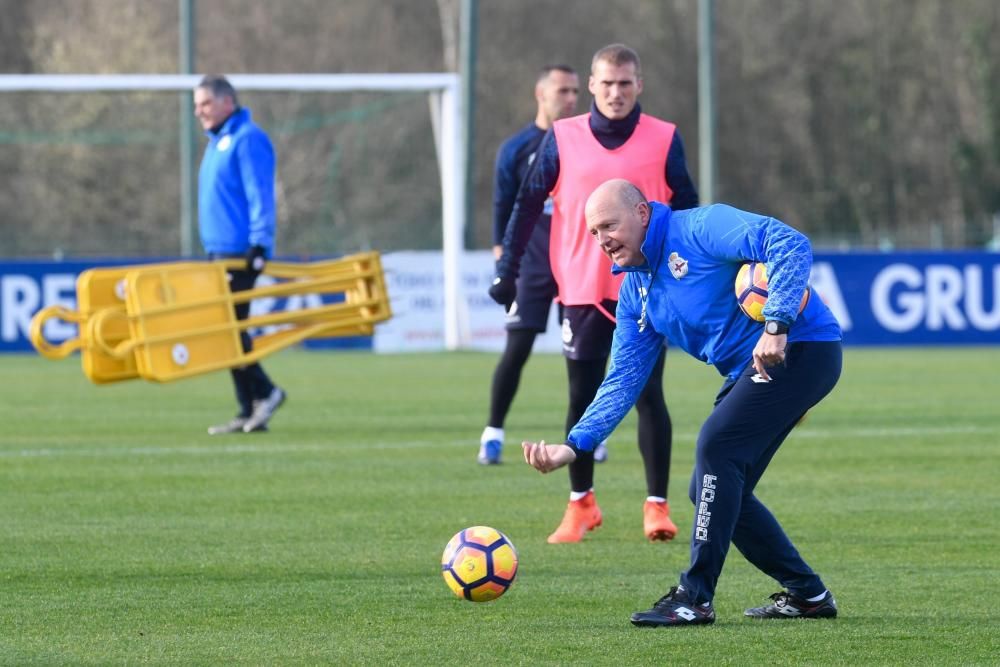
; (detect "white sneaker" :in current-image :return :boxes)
[478,426,504,465]
[477,439,502,465]
[594,440,609,463]
[242,387,286,432]
[208,416,250,435]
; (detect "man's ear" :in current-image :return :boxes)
[638,201,651,228]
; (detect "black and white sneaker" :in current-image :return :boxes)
[242,387,287,433]
[630,586,716,627]
[744,590,838,619]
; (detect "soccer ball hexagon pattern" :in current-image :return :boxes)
[441,526,518,602]
[735,261,809,322]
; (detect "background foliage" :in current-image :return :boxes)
[1,0,998,256]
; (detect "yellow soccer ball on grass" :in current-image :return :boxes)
[441,526,518,602]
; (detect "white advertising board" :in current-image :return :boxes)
[373,250,562,353]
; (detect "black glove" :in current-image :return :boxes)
[245,245,267,274]
[488,275,517,308]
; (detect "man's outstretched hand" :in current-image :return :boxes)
[488,276,517,308]
[522,441,577,473]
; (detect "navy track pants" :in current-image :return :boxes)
[679,341,842,603]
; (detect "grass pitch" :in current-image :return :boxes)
[1,348,998,665]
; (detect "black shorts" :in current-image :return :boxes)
[560,300,618,361]
[505,214,557,332]
[506,266,558,332]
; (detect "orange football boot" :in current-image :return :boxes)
[643,500,678,541]
[547,491,603,543]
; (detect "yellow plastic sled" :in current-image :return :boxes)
[29,252,391,384]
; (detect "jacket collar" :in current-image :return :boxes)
[207,106,250,137]
[612,201,672,275]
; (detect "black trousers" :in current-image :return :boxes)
[679,341,842,604]
[212,257,276,416]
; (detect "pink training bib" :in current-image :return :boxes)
[551,113,676,317]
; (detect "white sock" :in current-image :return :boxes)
[646,496,666,504]
[806,590,828,602]
[569,489,592,502]
[481,426,504,445]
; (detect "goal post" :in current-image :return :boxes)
[0,73,469,349]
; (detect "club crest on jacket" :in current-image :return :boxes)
[668,252,688,279]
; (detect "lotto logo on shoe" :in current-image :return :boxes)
[776,603,802,617]
[675,607,697,621]
[695,474,717,542]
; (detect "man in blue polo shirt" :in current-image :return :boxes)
[522,178,843,626]
[195,74,286,435]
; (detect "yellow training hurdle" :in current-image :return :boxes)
[29,252,391,384]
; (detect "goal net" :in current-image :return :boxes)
[0,74,469,348]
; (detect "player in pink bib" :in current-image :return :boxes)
[490,44,699,543]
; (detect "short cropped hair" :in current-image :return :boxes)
[537,64,576,84]
[197,74,239,106]
[619,180,649,211]
[591,44,641,76]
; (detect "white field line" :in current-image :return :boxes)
[788,424,996,438]
[0,441,436,459]
[0,424,995,459]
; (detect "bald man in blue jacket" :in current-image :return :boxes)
[523,178,843,627]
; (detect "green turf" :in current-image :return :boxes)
[1,348,998,665]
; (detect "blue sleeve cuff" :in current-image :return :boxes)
[566,431,597,453]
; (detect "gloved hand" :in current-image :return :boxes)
[488,275,517,308]
[245,245,267,274]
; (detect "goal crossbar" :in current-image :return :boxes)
[0,73,469,349]
[0,73,459,93]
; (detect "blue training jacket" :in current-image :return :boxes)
[198,107,276,256]
[567,202,842,452]
[493,122,549,246]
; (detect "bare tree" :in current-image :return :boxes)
[1,0,998,256]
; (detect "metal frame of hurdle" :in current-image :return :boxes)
[30,252,391,384]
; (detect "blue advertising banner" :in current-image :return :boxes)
[1,252,998,352]
[810,252,999,345]
[1,259,134,353]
